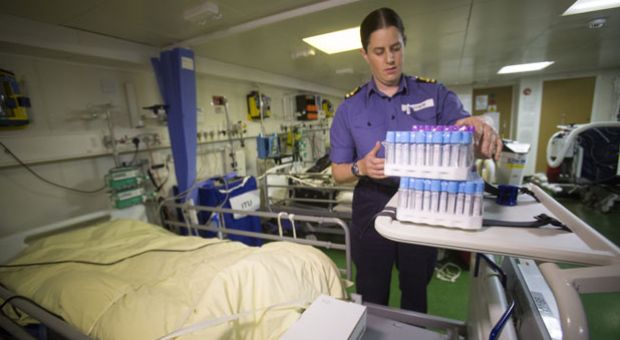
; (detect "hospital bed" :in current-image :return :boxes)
[0,203,353,340]
[3,184,619,340]
[261,162,354,237]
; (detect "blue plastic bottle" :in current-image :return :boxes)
[408,129,417,166]
[395,131,410,166]
[431,127,443,167]
[449,128,461,167]
[447,181,458,214]
[430,180,441,212]
[442,128,451,167]
[440,181,449,213]
[424,126,434,167]
[414,177,425,211]
[459,127,474,167]
[473,180,485,216]
[398,177,409,210]
[423,179,432,212]
[464,181,477,216]
[415,128,426,166]
[408,178,417,210]
[385,131,395,165]
[456,182,466,215]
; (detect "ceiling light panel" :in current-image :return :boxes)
[498,61,554,74]
[302,27,361,54]
[563,0,620,16]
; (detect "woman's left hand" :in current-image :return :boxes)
[455,116,503,161]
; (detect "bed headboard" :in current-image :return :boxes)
[0,205,147,264]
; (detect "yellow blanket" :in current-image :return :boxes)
[0,219,346,339]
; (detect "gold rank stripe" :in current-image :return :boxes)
[345,86,361,99]
[416,76,437,83]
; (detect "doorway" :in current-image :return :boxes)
[535,77,595,173]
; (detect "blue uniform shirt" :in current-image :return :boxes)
[330,75,470,164]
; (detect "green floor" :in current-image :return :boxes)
[558,197,620,340]
[322,196,620,338]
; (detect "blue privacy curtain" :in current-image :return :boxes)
[151,48,197,202]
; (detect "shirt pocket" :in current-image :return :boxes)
[352,109,386,128]
[411,106,439,124]
[351,113,387,158]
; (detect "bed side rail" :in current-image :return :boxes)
[261,169,354,213]
[0,285,91,340]
[161,202,353,282]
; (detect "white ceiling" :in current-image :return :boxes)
[1,0,620,91]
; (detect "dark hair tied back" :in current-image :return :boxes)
[360,8,406,51]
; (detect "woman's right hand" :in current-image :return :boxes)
[359,141,387,179]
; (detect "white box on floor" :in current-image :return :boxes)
[280,295,367,340]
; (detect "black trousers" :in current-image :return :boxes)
[352,178,437,313]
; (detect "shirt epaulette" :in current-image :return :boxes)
[415,76,437,84]
[345,86,361,99]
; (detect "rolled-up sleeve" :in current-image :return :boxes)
[438,85,470,125]
[330,101,355,163]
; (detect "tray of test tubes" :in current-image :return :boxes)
[396,177,485,230]
[384,125,475,181]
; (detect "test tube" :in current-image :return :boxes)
[430,180,441,213]
[473,179,484,216]
[447,181,458,215]
[385,131,395,165]
[425,126,433,167]
[442,128,451,167]
[408,129,417,166]
[415,128,426,167]
[408,178,417,210]
[463,181,476,216]
[450,129,461,167]
[398,177,409,210]
[423,180,432,212]
[414,177,424,211]
[455,182,466,215]
[395,131,409,166]
[459,127,473,167]
[440,181,449,213]
[432,127,443,167]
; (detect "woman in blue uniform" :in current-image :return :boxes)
[330,7,502,312]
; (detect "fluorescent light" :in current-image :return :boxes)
[563,0,620,15]
[303,27,361,54]
[498,61,554,74]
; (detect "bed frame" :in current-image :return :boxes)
[0,203,352,339]
[161,201,353,281]
[0,202,528,340]
[260,164,354,239]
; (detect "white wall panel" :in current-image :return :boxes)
[0,52,341,236]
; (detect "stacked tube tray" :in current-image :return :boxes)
[384,125,473,181]
[385,125,484,230]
